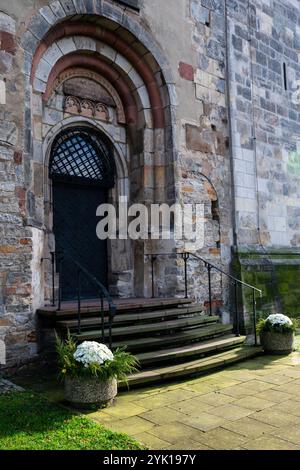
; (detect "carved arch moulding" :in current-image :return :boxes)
[63,96,110,122]
[45,68,126,125]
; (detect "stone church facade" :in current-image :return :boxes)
[0,0,299,367]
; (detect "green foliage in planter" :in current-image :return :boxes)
[256,314,298,336]
[56,333,139,384]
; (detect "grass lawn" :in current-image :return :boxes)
[0,391,143,450]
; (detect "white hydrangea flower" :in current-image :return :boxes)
[267,314,293,327]
[74,341,114,367]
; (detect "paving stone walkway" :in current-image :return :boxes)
[88,352,300,450]
[0,377,24,394]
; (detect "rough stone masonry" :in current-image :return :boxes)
[0,0,299,368]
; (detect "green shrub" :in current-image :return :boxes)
[256,313,298,336]
[56,332,139,384]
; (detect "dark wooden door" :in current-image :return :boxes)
[53,181,108,300]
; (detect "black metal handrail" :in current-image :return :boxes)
[146,251,262,346]
[46,250,116,348]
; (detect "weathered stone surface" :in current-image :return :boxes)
[28,14,51,40]
[178,62,194,81]
[0,13,15,35]
[60,0,77,16]
[39,6,57,25]
[21,30,39,54]
[65,376,118,407]
[227,0,300,260]
[116,0,139,10]
[201,0,224,15]
[190,1,210,25]
[0,122,18,146]
[186,124,212,153]
[42,43,63,67]
[72,0,87,14]
[102,0,124,24]
[0,32,16,55]
[63,78,115,106]
[0,0,300,370]
[50,1,66,19]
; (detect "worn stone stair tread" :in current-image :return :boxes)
[120,346,262,387]
[74,315,221,340]
[56,305,209,329]
[96,324,234,352]
[38,297,195,318]
[111,323,232,349]
[136,334,246,365]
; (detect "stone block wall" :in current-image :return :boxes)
[0,11,38,367]
[0,0,238,365]
[1,0,300,367]
[227,0,300,248]
[227,0,300,315]
[135,0,234,307]
[179,0,232,306]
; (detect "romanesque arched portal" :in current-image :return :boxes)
[23,2,177,301]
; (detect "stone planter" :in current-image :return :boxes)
[64,375,118,408]
[260,331,294,355]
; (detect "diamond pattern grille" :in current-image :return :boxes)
[49,128,115,187]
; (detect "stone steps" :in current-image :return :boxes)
[39,297,258,387]
[111,323,233,352]
[38,297,195,319]
[120,346,262,388]
[74,315,219,341]
[136,334,246,366]
[56,305,207,330]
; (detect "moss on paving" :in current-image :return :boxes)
[0,391,143,450]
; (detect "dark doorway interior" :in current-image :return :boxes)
[50,127,115,300]
[53,182,108,299]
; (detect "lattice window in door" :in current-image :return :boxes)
[49,128,115,187]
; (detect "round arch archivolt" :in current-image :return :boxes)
[50,68,126,124]
[22,0,179,300]
[22,0,178,199]
[21,2,179,130]
[22,1,177,125]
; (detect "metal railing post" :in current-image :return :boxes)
[151,255,156,298]
[144,252,261,342]
[77,269,81,334]
[50,252,55,307]
[49,236,117,348]
[57,252,63,311]
[101,294,104,343]
[234,281,240,337]
[182,253,189,299]
[252,289,257,346]
[207,264,212,316]
[108,306,116,349]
